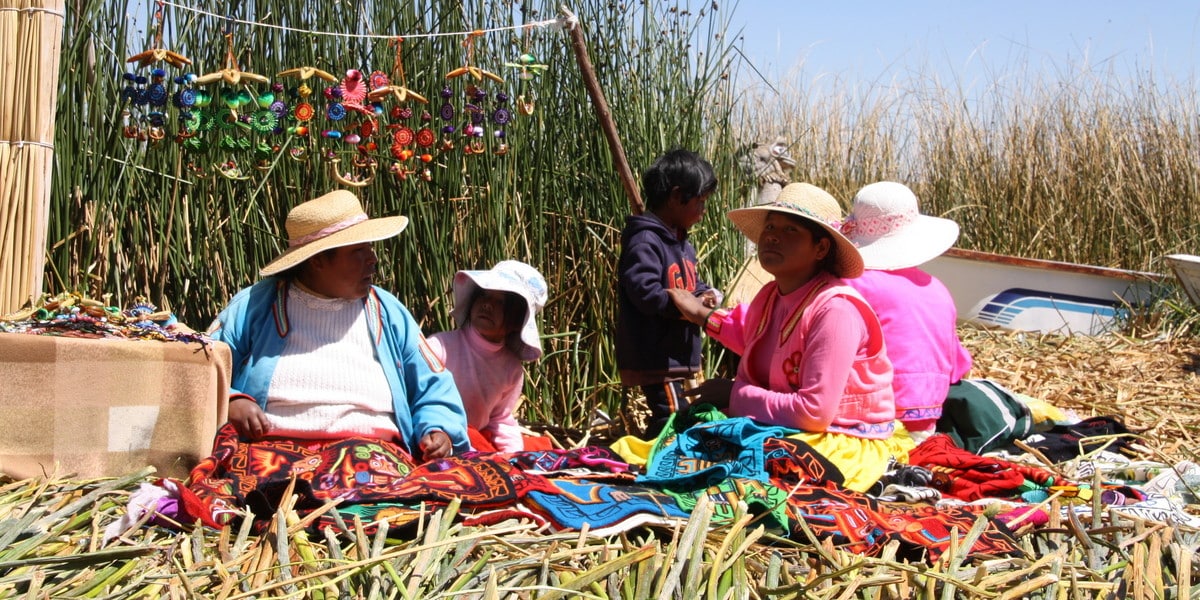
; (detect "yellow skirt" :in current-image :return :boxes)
[610,424,916,493]
[791,426,916,492]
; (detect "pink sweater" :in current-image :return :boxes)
[846,268,972,428]
[427,327,525,451]
[706,272,896,439]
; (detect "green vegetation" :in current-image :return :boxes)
[48,0,1200,430]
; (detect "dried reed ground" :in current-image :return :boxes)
[1,329,1199,599]
[959,325,1200,462]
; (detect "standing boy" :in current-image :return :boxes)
[616,149,720,438]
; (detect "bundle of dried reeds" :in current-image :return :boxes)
[0,0,64,314]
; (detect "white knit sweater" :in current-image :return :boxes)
[265,285,399,440]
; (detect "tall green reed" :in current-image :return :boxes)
[49,0,744,428]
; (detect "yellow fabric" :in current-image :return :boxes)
[1021,394,1067,424]
[790,428,915,492]
[610,434,653,466]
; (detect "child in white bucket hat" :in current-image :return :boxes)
[427,261,550,452]
[842,182,973,443]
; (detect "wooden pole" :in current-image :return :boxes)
[560,6,644,215]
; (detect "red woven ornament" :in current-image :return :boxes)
[415,127,435,148]
[294,102,315,122]
[393,126,414,146]
[368,70,390,90]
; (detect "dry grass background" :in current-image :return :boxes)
[961,325,1200,460]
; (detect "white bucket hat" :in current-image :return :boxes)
[842,181,959,270]
[451,260,548,361]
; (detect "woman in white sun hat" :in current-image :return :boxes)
[668,182,908,492]
[428,261,551,452]
[842,181,972,444]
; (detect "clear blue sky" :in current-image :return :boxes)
[731,1,1199,89]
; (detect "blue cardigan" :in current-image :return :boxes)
[211,277,470,454]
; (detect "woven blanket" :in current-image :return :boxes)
[0,332,230,479]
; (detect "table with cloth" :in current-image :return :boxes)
[0,332,231,480]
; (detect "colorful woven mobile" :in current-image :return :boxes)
[114,10,551,187]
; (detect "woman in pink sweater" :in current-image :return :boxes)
[669,183,909,491]
[427,261,549,452]
[842,182,972,443]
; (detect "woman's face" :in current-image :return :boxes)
[470,289,520,343]
[756,213,830,283]
[305,243,378,300]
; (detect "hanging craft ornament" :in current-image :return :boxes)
[444,31,504,157]
[276,66,338,83]
[276,68,337,164]
[126,1,191,69]
[504,53,549,80]
[445,31,504,83]
[368,38,428,104]
[194,34,270,86]
[329,155,378,187]
[505,27,547,116]
[120,3,192,144]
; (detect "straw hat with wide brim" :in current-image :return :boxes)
[843,181,959,270]
[452,260,549,362]
[728,182,864,278]
[260,190,409,276]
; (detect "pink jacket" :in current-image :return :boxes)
[706,272,896,439]
[847,268,972,425]
[427,326,525,452]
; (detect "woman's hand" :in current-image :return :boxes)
[228,397,271,440]
[667,288,712,325]
[419,430,453,461]
[683,378,735,410]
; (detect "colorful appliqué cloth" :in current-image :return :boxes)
[523,479,690,535]
[639,415,845,489]
[185,423,557,527]
[908,434,1055,501]
[641,418,1020,560]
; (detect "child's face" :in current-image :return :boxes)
[660,190,710,231]
[470,290,520,343]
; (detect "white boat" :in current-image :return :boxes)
[725,248,1164,336]
[1163,254,1200,308]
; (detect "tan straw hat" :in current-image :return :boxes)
[843,181,959,270]
[727,182,863,278]
[260,190,409,276]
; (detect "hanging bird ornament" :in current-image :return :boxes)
[368,38,428,105]
[194,34,270,86]
[504,53,548,80]
[445,31,504,83]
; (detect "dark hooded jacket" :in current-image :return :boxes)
[616,213,711,386]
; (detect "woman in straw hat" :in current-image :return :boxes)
[427,260,552,453]
[842,182,972,444]
[668,183,909,492]
[194,190,469,516]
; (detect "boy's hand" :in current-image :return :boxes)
[696,289,721,309]
[667,288,710,324]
